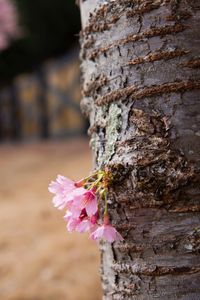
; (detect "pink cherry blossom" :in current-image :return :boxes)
[64,211,80,232]
[49,172,124,243]
[64,210,95,233]
[76,219,94,233]
[67,203,82,219]
[90,224,123,243]
[48,175,86,210]
[66,217,80,232]
[0,0,21,51]
[75,189,98,217]
[90,212,99,225]
[48,175,75,194]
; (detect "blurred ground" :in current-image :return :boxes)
[0,138,102,300]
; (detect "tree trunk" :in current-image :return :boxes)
[79,0,200,299]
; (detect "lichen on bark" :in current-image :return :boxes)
[100,104,122,166]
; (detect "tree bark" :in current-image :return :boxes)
[79,0,200,299]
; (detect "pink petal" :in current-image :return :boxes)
[104,226,117,243]
[85,197,98,216]
[67,204,82,219]
[70,188,87,208]
[49,175,76,195]
[90,214,98,225]
[66,218,80,232]
[115,231,124,242]
[90,224,123,243]
[48,181,62,194]
[72,187,87,197]
[57,175,73,185]
[63,210,73,222]
[52,195,66,210]
[49,175,87,211]
[90,226,104,241]
[76,219,92,233]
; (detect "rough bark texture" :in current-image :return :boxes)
[79,0,200,299]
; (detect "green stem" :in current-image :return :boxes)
[83,170,99,183]
[89,173,104,189]
[103,189,108,216]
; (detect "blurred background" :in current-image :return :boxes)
[0,1,102,299]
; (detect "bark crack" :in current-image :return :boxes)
[182,58,200,69]
[95,80,200,106]
[86,24,186,60]
[126,49,189,66]
[112,261,200,276]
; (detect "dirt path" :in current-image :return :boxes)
[0,138,102,300]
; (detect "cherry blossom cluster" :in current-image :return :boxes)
[0,0,20,51]
[49,170,123,243]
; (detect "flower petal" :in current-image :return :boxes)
[90,226,104,241]
[85,197,98,216]
[66,218,80,232]
[76,219,92,233]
